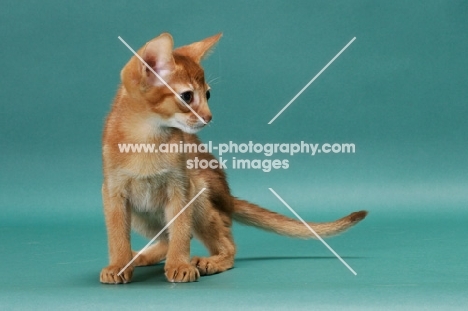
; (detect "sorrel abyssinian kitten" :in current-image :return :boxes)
[100,33,367,284]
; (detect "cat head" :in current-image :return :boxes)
[121,33,221,134]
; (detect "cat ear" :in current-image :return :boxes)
[174,33,222,63]
[142,33,175,84]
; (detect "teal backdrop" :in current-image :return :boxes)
[1,1,467,310]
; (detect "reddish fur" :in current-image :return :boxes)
[100,33,367,284]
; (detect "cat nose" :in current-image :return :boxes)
[201,113,212,123]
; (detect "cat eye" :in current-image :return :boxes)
[206,90,211,100]
[180,91,194,104]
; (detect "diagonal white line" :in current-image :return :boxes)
[268,37,356,124]
[268,188,357,275]
[117,36,207,125]
[117,188,206,276]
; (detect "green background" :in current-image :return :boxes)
[1,0,467,309]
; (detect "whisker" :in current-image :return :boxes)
[207,76,221,85]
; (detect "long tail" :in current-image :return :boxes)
[232,198,367,239]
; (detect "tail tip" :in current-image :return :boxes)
[349,210,368,222]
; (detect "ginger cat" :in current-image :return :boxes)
[100,33,367,284]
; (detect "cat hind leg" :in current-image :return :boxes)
[191,212,236,276]
[132,240,168,267]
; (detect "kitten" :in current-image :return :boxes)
[100,33,367,284]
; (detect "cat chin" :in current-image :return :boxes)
[167,119,204,134]
[175,124,204,134]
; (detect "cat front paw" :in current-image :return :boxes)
[100,265,133,284]
[164,262,200,283]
